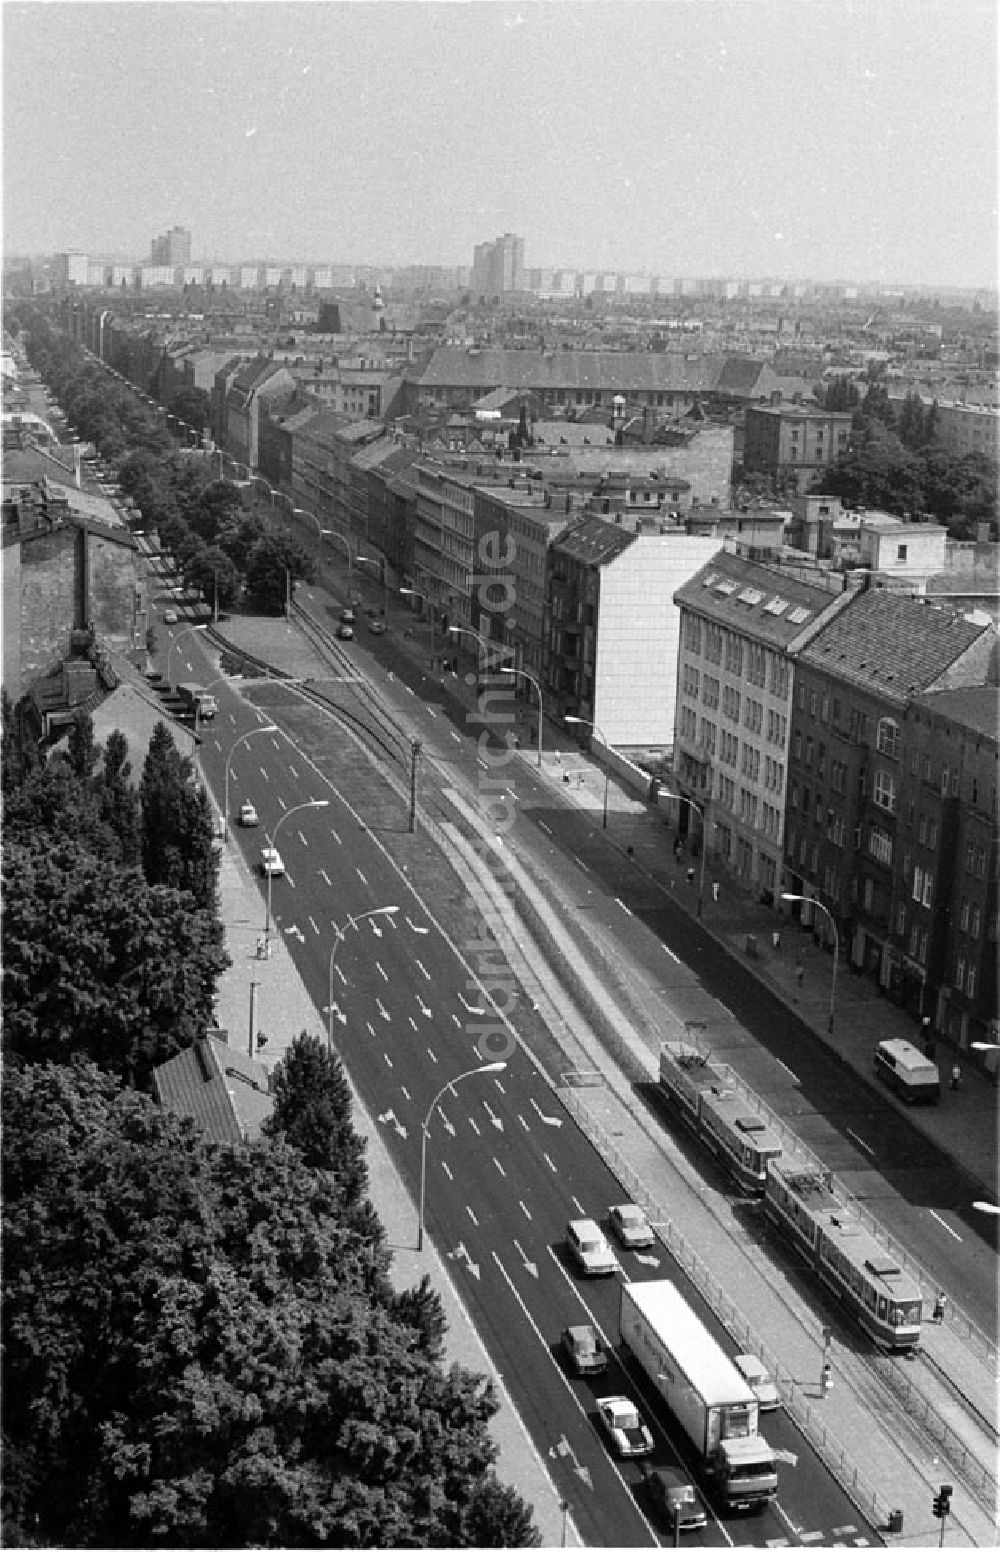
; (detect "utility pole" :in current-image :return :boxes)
[409,738,422,833]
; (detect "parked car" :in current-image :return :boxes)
[336,623,354,640]
[259,846,285,877]
[596,1396,654,1458]
[609,1202,655,1250]
[566,1218,616,1277]
[340,608,356,625]
[239,801,259,827]
[646,1466,708,1532]
[561,1324,608,1376]
[733,1353,781,1411]
[368,618,387,634]
[163,609,178,625]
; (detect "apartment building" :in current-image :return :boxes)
[887,687,998,1046]
[743,402,853,494]
[472,482,570,680]
[786,591,994,990]
[224,358,296,469]
[471,233,525,298]
[672,553,849,897]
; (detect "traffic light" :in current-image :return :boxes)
[932,1484,953,1518]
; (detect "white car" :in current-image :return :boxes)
[734,1353,781,1411]
[239,801,259,827]
[566,1218,616,1276]
[596,1395,654,1458]
[259,846,285,877]
[609,1203,655,1250]
[163,609,178,625]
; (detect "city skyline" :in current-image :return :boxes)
[3,0,998,291]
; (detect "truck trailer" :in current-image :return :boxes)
[619,1280,778,1511]
[177,683,218,720]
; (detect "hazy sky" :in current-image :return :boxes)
[4,0,997,287]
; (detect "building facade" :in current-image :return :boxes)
[743,402,853,494]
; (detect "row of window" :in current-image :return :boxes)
[681,623,790,700]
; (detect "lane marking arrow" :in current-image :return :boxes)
[448,1242,481,1281]
[377,1108,406,1138]
[407,916,429,934]
[513,1239,539,1278]
[458,993,486,1015]
[530,1098,563,1127]
[438,1107,456,1137]
[553,1435,593,1489]
[483,1100,504,1132]
[323,1002,348,1027]
[417,996,433,1019]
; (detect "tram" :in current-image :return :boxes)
[764,1155,923,1350]
[658,1041,783,1194]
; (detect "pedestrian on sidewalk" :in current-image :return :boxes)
[712,880,720,903]
[686,866,695,886]
[921,1015,935,1058]
[673,837,683,862]
[950,1063,961,1091]
[772,928,781,952]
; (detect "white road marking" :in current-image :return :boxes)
[409,1017,418,1032]
[451,1013,462,1028]
[519,1199,532,1220]
[356,867,368,886]
[288,763,299,779]
[297,829,308,847]
[530,1098,563,1128]
[427,707,437,718]
[929,1209,962,1243]
[417,996,433,1018]
[366,1021,376,1039]
[776,1057,800,1084]
[415,958,431,981]
[319,868,332,887]
[260,766,270,782]
[407,916,429,934]
[376,961,389,982]
[329,826,342,845]
[543,1151,558,1173]
[573,855,589,873]
[308,915,320,936]
[846,1127,874,1157]
[518,1113,530,1132]
[571,1195,586,1216]
[661,942,680,963]
[400,1085,411,1102]
[466,1205,479,1226]
[427,1046,438,1063]
[335,964,347,986]
[376,998,391,1022]
[539,820,553,836]
[459,993,486,1014]
[383,1052,393,1068]
[441,1160,453,1181]
[450,730,462,742]
[494,1079,506,1094]
[614,897,633,916]
[468,1117,481,1137]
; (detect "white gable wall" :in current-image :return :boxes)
[594,534,723,746]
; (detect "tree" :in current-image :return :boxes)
[140,722,218,912]
[67,708,100,780]
[263,1032,369,1209]
[1,834,227,1083]
[244,533,315,615]
[3,1059,537,1548]
[1,688,40,793]
[171,385,211,434]
[97,729,142,869]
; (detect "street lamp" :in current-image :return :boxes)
[400,587,434,661]
[564,715,612,829]
[781,893,840,1034]
[356,553,389,616]
[501,665,543,768]
[224,723,278,837]
[659,787,708,918]
[418,1062,507,1250]
[264,799,330,937]
[327,906,400,1048]
[167,622,208,688]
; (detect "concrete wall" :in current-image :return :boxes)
[87,531,145,657]
[1,543,23,699]
[593,533,723,746]
[18,528,79,686]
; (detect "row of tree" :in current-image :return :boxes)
[13,303,316,615]
[2,711,539,1546]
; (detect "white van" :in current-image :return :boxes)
[874,1039,941,1104]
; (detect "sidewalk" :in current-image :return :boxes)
[207,838,574,1549]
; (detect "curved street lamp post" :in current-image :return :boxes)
[356,553,389,616]
[327,906,400,1049]
[564,715,612,829]
[501,665,543,769]
[659,786,709,918]
[418,1062,507,1251]
[167,622,208,689]
[781,892,840,1034]
[223,723,278,838]
[264,799,330,937]
[400,587,434,661]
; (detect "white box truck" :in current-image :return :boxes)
[620,1280,778,1511]
[178,683,218,721]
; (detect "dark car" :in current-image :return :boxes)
[647,1467,708,1532]
[560,1324,608,1376]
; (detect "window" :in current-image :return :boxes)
[967,965,977,998]
[941,764,950,796]
[809,691,818,718]
[876,719,900,759]
[873,768,897,813]
[897,544,908,562]
[831,760,846,795]
[869,825,893,866]
[971,904,982,937]
[805,736,814,768]
[955,957,966,994]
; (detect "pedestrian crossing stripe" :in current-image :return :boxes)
[800,1534,825,1545]
[832,1530,859,1539]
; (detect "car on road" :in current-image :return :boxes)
[566,1218,616,1277]
[163,609,178,624]
[239,801,259,827]
[368,617,387,634]
[259,846,285,877]
[733,1353,780,1411]
[646,1466,707,1532]
[609,1202,655,1250]
[560,1324,608,1376]
[595,1395,654,1458]
[340,608,356,625]
[336,623,354,640]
